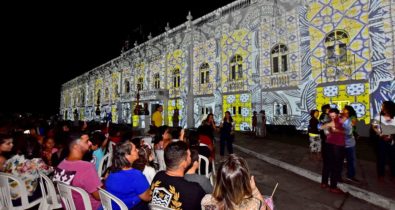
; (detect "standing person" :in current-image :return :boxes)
[201,154,268,210]
[105,141,152,210]
[197,113,216,160]
[372,101,395,182]
[219,111,234,157]
[256,110,267,138]
[252,111,257,135]
[321,108,346,193]
[261,110,267,138]
[151,105,163,129]
[308,109,321,160]
[319,104,331,158]
[342,105,360,183]
[172,108,180,127]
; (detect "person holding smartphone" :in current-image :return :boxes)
[372,101,395,182]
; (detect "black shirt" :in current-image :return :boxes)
[151,171,205,210]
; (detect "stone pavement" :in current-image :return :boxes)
[221,132,395,210]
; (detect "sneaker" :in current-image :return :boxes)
[320,183,329,189]
[329,188,344,194]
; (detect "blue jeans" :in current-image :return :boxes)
[345,146,356,178]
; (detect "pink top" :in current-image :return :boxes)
[58,160,102,210]
[326,118,345,146]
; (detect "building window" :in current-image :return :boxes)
[230,55,243,80]
[125,80,130,93]
[200,63,210,84]
[96,89,101,105]
[172,69,180,88]
[271,44,288,73]
[325,30,349,65]
[104,88,109,101]
[154,73,160,89]
[137,77,144,91]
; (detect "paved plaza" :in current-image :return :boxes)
[214,132,395,210]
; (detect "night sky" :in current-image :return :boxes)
[1,0,234,116]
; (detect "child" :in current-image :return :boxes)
[90,131,108,172]
[42,137,58,166]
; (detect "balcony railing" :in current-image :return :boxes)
[319,53,360,83]
[226,80,245,91]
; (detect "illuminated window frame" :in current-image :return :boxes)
[271,44,288,73]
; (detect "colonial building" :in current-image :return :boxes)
[60,0,395,131]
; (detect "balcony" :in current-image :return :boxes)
[318,53,360,84]
[267,71,299,89]
[225,80,245,92]
[132,89,169,101]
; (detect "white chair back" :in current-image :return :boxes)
[0,172,42,210]
[56,181,92,210]
[97,153,111,179]
[38,171,62,210]
[198,155,210,178]
[98,188,128,210]
[108,141,116,157]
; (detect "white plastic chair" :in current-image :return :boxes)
[0,172,42,210]
[108,141,116,157]
[97,153,111,179]
[198,154,210,178]
[38,171,62,210]
[98,188,128,210]
[56,181,92,210]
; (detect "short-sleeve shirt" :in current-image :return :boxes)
[58,160,102,210]
[105,168,150,210]
[151,171,205,210]
[92,148,105,171]
[152,111,163,127]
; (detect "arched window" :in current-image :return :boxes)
[80,89,85,105]
[172,69,180,88]
[200,63,210,84]
[271,44,288,73]
[230,55,243,80]
[124,80,130,93]
[154,73,160,89]
[325,30,349,64]
[96,89,101,105]
[114,84,119,97]
[137,77,144,91]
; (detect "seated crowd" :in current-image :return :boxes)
[0,119,270,210]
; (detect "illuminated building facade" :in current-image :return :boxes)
[60,0,395,131]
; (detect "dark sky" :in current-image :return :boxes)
[2,1,234,116]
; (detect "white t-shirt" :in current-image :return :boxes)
[143,165,156,184]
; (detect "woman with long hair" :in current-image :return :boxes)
[197,113,216,160]
[201,154,268,210]
[372,101,395,181]
[105,141,151,210]
[320,108,345,193]
[308,109,321,159]
[219,111,234,157]
[342,105,360,183]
